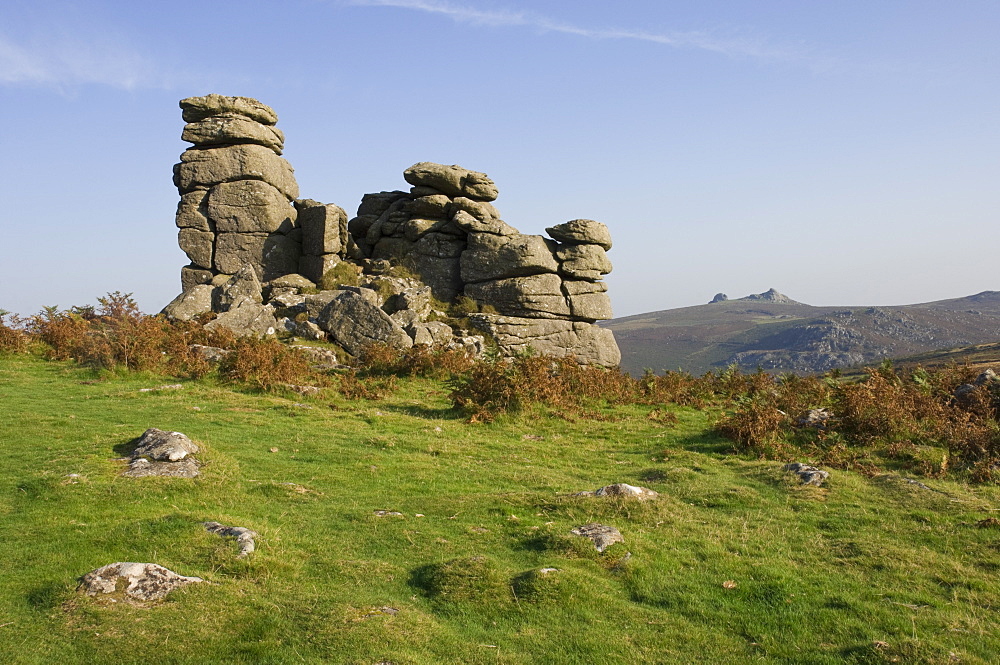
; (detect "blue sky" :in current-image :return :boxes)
[1,0,998,318]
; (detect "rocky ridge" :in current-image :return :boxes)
[164,95,620,366]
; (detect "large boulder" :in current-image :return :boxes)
[214,265,263,312]
[357,191,409,218]
[545,219,612,251]
[180,265,214,292]
[464,273,570,318]
[461,233,559,284]
[174,144,299,200]
[207,180,297,233]
[178,228,214,270]
[403,162,498,201]
[556,243,613,281]
[451,209,518,236]
[182,115,285,154]
[563,280,612,321]
[470,314,621,366]
[298,200,347,256]
[204,301,278,336]
[180,94,278,125]
[316,290,413,356]
[403,194,451,218]
[451,197,502,224]
[213,232,301,281]
[161,284,215,321]
[175,190,212,231]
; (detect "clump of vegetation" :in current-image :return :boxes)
[217,337,318,391]
[511,568,569,603]
[356,343,477,379]
[447,351,637,422]
[0,310,30,354]
[336,369,398,400]
[416,556,510,603]
[317,262,360,290]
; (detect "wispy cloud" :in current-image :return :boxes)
[347,0,797,61]
[0,33,162,90]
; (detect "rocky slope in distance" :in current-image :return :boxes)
[604,289,1000,376]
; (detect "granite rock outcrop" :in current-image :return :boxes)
[164,95,620,365]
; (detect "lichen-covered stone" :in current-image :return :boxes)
[180,265,214,292]
[130,428,199,462]
[451,209,517,236]
[214,232,301,281]
[79,562,203,601]
[570,523,624,553]
[203,521,258,557]
[215,265,263,312]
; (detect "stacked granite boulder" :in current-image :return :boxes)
[173,94,304,290]
[162,95,620,365]
[346,163,619,365]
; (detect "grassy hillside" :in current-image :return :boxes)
[3,354,1000,664]
[605,291,1000,376]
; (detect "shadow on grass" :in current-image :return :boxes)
[111,434,143,458]
[26,581,68,610]
[380,403,466,421]
[671,431,734,455]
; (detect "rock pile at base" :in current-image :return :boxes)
[163,95,620,365]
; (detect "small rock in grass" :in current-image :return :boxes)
[203,521,258,557]
[283,384,321,396]
[783,462,829,486]
[138,384,184,393]
[79,562,203,601]
[570,523,624,552]
[374,510,404,518]
[582,483,658,500]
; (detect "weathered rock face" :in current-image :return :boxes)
[164,95,620,364]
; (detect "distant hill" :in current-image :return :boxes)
[604,289,1000,376]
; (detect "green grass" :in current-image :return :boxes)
[2,354,1000,663]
